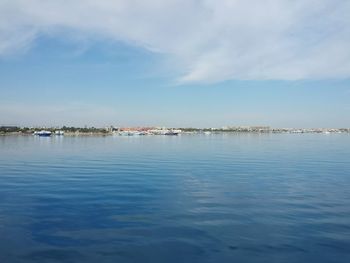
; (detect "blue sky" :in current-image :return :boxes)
[0,1,350,128]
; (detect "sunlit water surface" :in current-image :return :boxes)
[0,134,349,262]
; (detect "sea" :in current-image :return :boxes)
[0,133,349,263]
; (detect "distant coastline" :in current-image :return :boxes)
[1,126,349,136]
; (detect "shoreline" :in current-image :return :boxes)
[1,130,349,136]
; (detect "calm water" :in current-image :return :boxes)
[0,134,349,263]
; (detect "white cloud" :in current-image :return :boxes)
[0,0,350,83]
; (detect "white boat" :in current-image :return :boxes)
[34,130,52,137]
[55,130,64,136]
[118,131,143,136]
[164,130,179,136]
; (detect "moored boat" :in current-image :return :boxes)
[55,130,64,136]
[164,131,179,135]
[34,130,52,137]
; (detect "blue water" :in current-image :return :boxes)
[0,134,349,263]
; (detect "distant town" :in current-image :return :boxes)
[1,125,349,136]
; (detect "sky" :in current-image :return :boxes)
[0,0,350,128]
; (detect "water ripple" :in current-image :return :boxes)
[0,134,349,262]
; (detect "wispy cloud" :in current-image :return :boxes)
[1,0,350,83]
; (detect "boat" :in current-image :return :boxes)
[164,130,179,136]
[118,131,132,136]
[35,130,52,137]
[118,131,139,136]
[55,130,64,136]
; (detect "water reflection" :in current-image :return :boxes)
[0,134,349,262]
